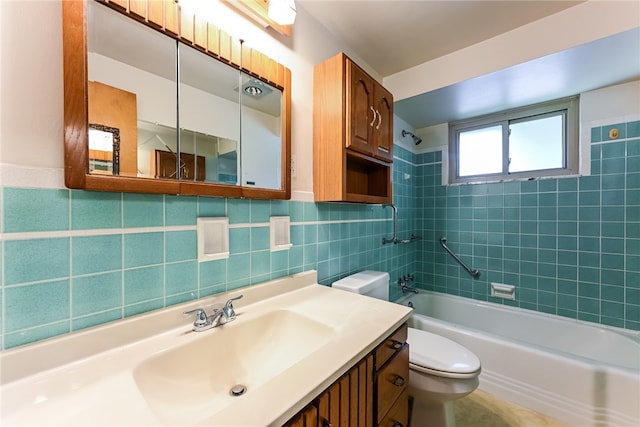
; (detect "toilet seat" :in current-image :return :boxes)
[407,328,481,379]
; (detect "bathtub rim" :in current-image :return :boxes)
[395,289,640,374]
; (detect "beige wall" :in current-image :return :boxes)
[1,0,638,199]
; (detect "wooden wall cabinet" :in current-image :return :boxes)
[313,52,394,204]
[283,324,408,427]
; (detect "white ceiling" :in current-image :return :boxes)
[297,0,640,130]
[395,27,640,129]
[298,0,583,76]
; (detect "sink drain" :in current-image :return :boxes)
[230,384,247,397]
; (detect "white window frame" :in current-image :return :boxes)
[448,96,579,184]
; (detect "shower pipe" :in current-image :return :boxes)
[382,204,422,245]
[439,237,481,278]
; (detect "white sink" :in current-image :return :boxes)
[133,309,336,424]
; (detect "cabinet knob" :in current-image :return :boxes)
[369,106,377,127]
[392,375,406,387]
[392,422,404,427]
[390,340,403,350]
[322,419,332,427]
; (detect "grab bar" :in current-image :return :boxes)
[439,237,481,278]
[382,204,422,245]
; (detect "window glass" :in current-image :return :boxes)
[509,113,564,173]
[449,97,578,184]
[459,125,502,177]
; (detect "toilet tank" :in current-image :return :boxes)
[332,271,390,301]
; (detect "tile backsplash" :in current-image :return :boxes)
[0,147,417,349]
[1,120,638,351]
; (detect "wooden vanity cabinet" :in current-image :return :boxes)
[283,324,408,427]
[313,52,394,204]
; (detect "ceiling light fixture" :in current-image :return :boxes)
[268,0,296,26]
[244,86,263,96]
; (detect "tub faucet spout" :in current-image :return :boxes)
[397,276,418,294]
[401,284,419,294]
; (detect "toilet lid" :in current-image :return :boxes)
[407,328,481,376]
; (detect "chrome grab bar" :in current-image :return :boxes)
[439,237,481,278]
[382,204,422,245]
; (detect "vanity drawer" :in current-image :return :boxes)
[378,389,409,427]
[376,344,409,424]
[375,324,407,370]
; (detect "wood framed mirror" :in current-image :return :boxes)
[62,0,291,199]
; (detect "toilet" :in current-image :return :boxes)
[333,271,481,427]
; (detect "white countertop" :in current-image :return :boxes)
[0,271,412,426]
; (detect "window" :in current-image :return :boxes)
[449,97,579,184]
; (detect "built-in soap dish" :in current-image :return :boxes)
[270,216,292,251]
[197,217,229,262]
[491,283,515,300]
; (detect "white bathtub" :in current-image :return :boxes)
[396,291,640,427]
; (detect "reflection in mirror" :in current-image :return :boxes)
[87,1,177,180]
[88,124,120,175]
[240,72,283,189]
[178,43,240,185]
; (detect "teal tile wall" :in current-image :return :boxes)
[0,145,418,349]
[416,120,640,331]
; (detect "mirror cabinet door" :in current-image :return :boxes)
[178,42,240,185]
[88,0,178,180]
[240,72,283,190]
[64,0,290,199]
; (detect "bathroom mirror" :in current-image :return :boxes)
[63,0,291,199]
[240,71,283,189]
[178,42,240,185]
[88,1,177,180]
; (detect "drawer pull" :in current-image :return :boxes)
[390,340,403,350]
[392,375,406,387]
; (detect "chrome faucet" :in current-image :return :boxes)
[183,295,243,332]
[397,274,418,294]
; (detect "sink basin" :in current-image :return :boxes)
[133,309,336,424]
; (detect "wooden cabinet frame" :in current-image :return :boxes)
[313,52,393,204]
[62,0,291,199]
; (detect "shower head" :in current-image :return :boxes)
[402,130,422,145]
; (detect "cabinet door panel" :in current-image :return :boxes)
[373,84,393,162]
[379,389,409,427]
[346,60,374,156]
[377,344,409,424]
[283,403,318,427]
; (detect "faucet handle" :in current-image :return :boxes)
[183,308,208,329]
[223,295,243,319]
